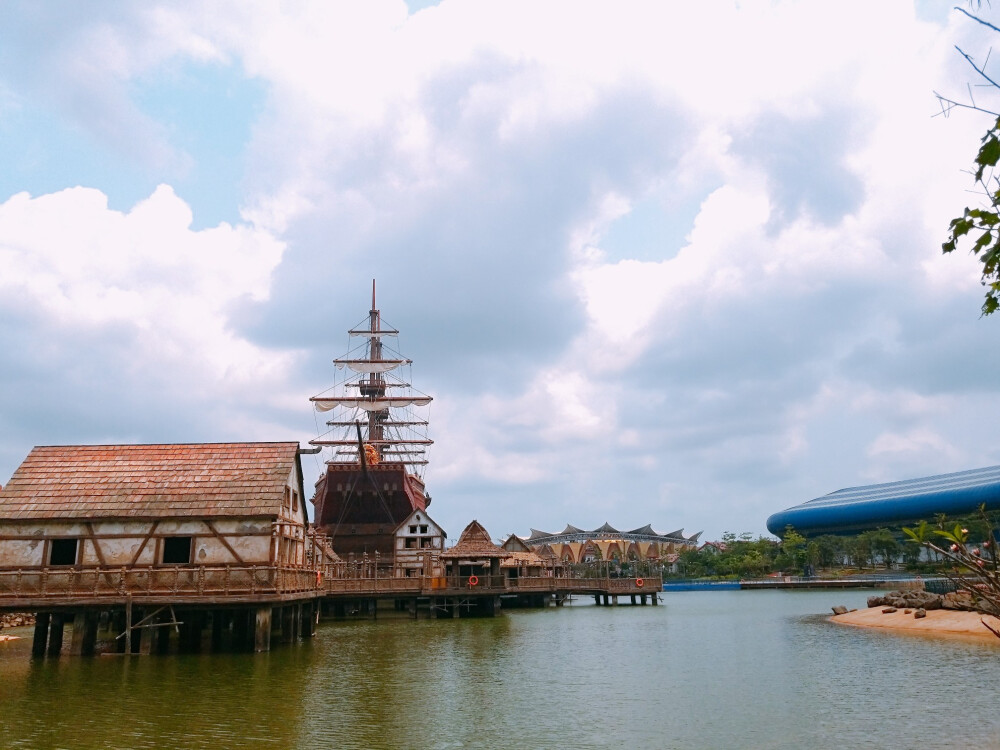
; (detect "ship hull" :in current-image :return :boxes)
[312,463,429,558]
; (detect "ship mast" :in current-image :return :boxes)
[309,280,433,473]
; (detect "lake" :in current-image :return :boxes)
[1,589,998,749]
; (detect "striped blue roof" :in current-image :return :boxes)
[766,465,1000,536]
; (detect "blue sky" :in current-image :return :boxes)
[1,1,999,542]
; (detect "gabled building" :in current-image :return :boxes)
[0,442,328,655]
[393,508,446,577]
[0,442,311,570]
[440,520,510,584]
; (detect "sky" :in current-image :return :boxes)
[1,0,999,542]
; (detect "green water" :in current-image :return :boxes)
[1,590,998,749]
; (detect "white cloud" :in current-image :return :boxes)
[5,1,1000,541]
[0,185,295,397]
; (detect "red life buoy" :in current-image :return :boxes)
[635,578,644,588]
[469,575,479,586]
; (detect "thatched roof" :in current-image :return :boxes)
[440,520,511,559]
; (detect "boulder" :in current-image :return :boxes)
[914,608,927,619]
[882,607,898,613]
[831,605,848,616]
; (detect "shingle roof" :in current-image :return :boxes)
[440,520,511,559]
[0,442,301,521]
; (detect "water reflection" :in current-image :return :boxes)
[2,592,1000,749]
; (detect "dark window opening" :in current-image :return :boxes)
[405,538,417,549]
[162,536,192,564]
[419,525,428,534]
[49,538,78,566]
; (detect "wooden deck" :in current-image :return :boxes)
[0,565,322,610]
[0,566,659,610]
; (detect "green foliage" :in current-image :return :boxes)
[903,505,1000,620]
[945,116,1000,315]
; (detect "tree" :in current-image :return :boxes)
[904,508,1000,636]
[942,7,1000,314]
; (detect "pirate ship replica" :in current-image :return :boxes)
[309,282,434,560]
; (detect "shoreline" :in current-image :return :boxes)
[831,607,1000,643]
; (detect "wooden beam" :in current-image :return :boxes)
[204,520,246,565]
[128,521,160,567]
[84,522,108,567]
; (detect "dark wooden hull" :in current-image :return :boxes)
[312,463,429,558]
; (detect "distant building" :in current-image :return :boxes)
[518,522,700,564]
[393,508,445,577]
[767,465,1000,537]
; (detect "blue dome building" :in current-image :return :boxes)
[766,465,1000,537]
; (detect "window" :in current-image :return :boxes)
[49,538,78,566]
[405,538,417,549]
[419,525,428,534]
[409,525,417,534]
[162,536,192,564]
[292,490,299,513]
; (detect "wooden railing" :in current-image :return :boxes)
[0,565,323,604]
[322,574,660,596]
[0,566,661,605]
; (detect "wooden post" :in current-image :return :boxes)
[155,610,172,654]
[280,606,295,643]
[185,611,203,653]
[31,613,50,657]
[47,613,65,657]
[451,599,459,618]
[594,594,601,606]
[300,602,316,638]
[124,596,133,654]
[139,608,155,655]
[651,593,658,606]
[211,610,225,652]
[70,611,98,656]
[233,609,250,652]
[254,606,272,652]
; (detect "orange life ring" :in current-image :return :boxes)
[468,575,479,586]
[316,570,322,586]
[635,578,644,588]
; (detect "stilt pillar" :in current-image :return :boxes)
[451,598,459,618]
[70,610,98,656]
[211,611,225,652]
[47,613,65,656]
[254,606,272,653]
[233,609,250,652]
[280,606,295,643]
[594,594,601,606]
[31,613,50,657]
[300,602,316,638]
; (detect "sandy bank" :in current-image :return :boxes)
[832,607,1000,642]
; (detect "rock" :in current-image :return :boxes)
[882,607,898,613]
[831,605,848,616]
[904,609,912,614]
[868,595,885,608]
[914,608,927,618]
[943,591,977,611]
